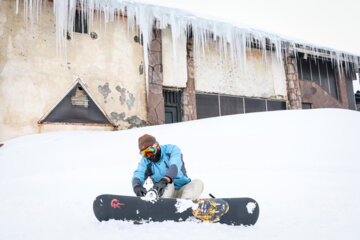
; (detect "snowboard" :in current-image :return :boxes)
[93,194,259,226]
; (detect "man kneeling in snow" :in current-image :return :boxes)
[132,134,204,199]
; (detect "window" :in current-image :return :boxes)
[196,93,286,119]
[267,100,287,111]
[244,98,266,113]
[163,90,182,124]
[302,103,312,109]
[74,10,88,34]
[196,94,219,119]
[220,96,244,116]
[297,53,338,100]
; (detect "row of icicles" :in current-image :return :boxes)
[15,0,359,77]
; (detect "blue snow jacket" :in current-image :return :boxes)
[132,144,191,190]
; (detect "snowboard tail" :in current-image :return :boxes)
[93,194,259,226]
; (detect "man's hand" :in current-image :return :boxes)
[153,178,169,197]
[134,185,147,197]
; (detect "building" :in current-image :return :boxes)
[0,0,359,141]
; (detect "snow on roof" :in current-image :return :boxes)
[16,0,360,69]
[138,0,360,57]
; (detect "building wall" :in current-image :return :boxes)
[162,28,188,88]
[300,80,346,108]
[0,0,147,141]
[298,62,350,110]
[194,41,288,99]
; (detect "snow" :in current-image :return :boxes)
[138,0,360,56]
[14,0,360,73]
[246,202,257,214]
[142,189,159,203]
[1,108,360,239]
[175,199,198,213]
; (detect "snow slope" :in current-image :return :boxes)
[0,109,360,240]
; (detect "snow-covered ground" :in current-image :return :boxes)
[1,109,360,240]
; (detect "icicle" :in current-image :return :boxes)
[15,0,359,83]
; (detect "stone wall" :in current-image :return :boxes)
[147,28,165,125]
[283,53,302,109]
[181,37,197,121]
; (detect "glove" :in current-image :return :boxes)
[134,185,147,197]
[153,178,169,197]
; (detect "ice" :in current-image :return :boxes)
[15,0,359,74]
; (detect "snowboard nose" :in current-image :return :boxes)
[93,196,109,221]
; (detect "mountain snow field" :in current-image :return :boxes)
[0,109,360,240]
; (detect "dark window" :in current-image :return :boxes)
[355,91,360,111]
[297,54,339,100]
[355,91,360,105]
[245,98,266,113]
[267,100,287,111]
[297,57,312,81]
[74,10,88,34]
[319,62,329,92]
[163,90,182,123]
[196,93,287,120]
[302,103,312,109]
[220,96,244,115]
[196,94,219,119]
[40,83,112,125]
[309,59,321,86]
[345,70,356,110]
[327,63,338,99]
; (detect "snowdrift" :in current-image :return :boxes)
[0,109,359,240]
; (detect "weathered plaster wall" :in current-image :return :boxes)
[0,0,147,141]
[162,27,187,88]
[194,42,287,99]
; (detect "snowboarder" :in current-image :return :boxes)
[132,134,204,199]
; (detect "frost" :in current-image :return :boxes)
[246,202,256,214]
[16,0,359,75]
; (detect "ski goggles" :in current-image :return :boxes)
[140,142,159,158]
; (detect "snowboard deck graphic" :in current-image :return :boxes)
[93,194,259,226]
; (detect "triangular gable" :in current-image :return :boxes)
[39,79,116,127]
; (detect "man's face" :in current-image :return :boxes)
[148,145,160,162]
